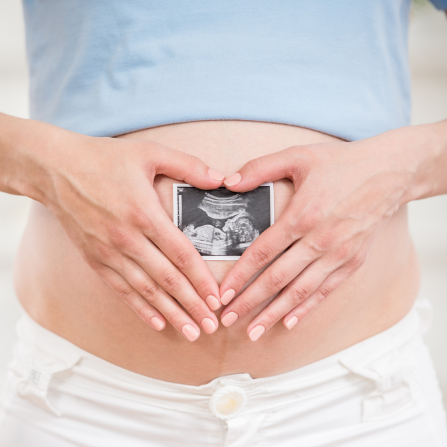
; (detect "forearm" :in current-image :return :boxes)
[403,119,447,202]
[0,112,78,207]
[0,113,47,199]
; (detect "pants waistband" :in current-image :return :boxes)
[9,298,432,420]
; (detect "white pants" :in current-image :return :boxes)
[1,299,446,447]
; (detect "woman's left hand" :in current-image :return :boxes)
[218,127,426,340]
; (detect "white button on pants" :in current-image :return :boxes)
[210,385,247,420]
[210,385,268,447]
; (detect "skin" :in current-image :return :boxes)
[3,113,444,385]
[219,122,447,340]
[1,113,224,340]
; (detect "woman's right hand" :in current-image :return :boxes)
[1,115,224,341]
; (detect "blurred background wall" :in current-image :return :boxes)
[0,0,446,408]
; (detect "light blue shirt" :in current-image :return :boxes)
[22,0,447,142]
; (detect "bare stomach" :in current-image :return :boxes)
[14,120,420,386]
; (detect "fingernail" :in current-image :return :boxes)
[249,325,265,341]
[206,295,221,311]
[221,312,238,327]
[201,318,217,334]
[285,316,298,330]
[224,173,241,187]
[208,168,225,181]
[151,316,165,331]
[182,324,200,341]
[221,289,236,305]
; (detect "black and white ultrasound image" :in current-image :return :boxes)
[175,185,273,258]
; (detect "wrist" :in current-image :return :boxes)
[400,120,447,203]
[0,113,68,204]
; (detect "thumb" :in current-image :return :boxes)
[223,148,300,192]
[151,145,225,189]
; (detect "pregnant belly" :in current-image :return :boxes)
[14,120,420,385]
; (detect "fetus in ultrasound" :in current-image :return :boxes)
[175,185,273,259]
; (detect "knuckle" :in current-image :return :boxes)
[193,276,210,295]
[231,267,250,287]
[334,243,352,263]
[265,271,288,292]
[159,270,181,291]
[115,284,133,302]
[108,226,132,249]
[146,159,157,178]
[185,301,203,316]
[237,299,255,315]
[128,208,151,230]
[316,285,332,301]
[295,206,323,234]
[246,158,262,176]
[94,241,115,261]
[289,285,310,306]
[251,246,272,269]
[347,252,367,272]
[315,231,335,252]
[140,283,160,303]
[167,311,184,328]
[261,311,280,328]
[173,247,194,271]
[289,163,307,181]
[82,251,102,270]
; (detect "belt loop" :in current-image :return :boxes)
[17,366,61,416]
[340,338,414,421]
[15,343,82,417]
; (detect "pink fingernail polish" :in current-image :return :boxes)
[221,289,236,305]
[224,173,242,187]
[151,316,165,331]
[221,312,238,327]
[208,168,225,181]
[206,295,221,311]
[249,325,265,341]
[182,324,200,341]
[285,316,298,330]
[201,318,217,334]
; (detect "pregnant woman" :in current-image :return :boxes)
[1,1,447,446]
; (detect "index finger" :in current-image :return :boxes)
[144,197,221,309]
[219,217,297,305]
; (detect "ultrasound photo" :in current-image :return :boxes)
[173,183,274,260]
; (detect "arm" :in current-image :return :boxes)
[0,112,225,340]
[219,119,447,340]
